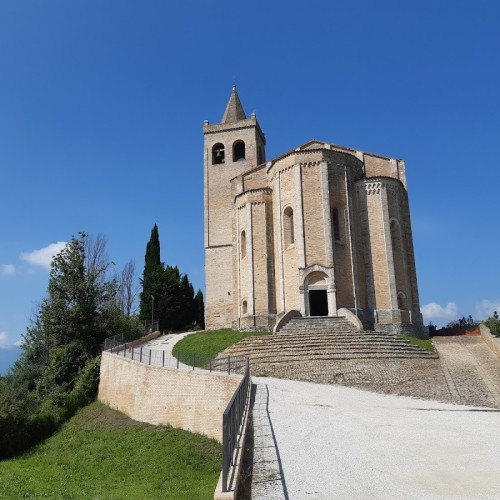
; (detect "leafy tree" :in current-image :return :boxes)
[116,260,139,317]
[1,232,121,458]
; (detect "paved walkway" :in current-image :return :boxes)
[127,332,500,498]
[433,336,500,407]
[250,377,500,500]
[117,332,195,370]
[249,336,500,499]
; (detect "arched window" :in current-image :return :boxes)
[283,207,294,248]
[212,143,225,164]
[240,230,246,259]
[242,300,248,315]
[233,141,246,162]
[331,208,341,242]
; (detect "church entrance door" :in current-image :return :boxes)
[309,289,328,316]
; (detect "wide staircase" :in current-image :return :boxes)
[219,316,437,367]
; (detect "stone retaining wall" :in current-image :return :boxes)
[98,351,242,442]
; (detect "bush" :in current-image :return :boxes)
[0,356,102,460]
[484,311,500,337]
[68,356,101,411]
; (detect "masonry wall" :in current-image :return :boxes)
[302,165,326,267]
[280,168,300,312]
[98,352,242,442]
[328,164,354,308]
[206,246,234,329]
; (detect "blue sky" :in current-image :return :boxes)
[1,1,499,369]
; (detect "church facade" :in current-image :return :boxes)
[204,87,424,335]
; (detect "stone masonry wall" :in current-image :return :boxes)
[98,352,242,442]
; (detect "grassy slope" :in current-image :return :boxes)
[401,334,436,352]
[172,328,270,366]
[0,402,221,500]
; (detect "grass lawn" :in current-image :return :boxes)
[172,328,270,366]
[0,402,221,500]
[401,334,436,352]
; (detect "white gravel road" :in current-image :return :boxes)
[252,377,500,500]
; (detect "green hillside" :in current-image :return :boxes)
[0,402,221,500]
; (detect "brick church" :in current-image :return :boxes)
[204,86,424,336]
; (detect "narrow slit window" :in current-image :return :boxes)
[332,208,341,242]
[241,230,246,259]
[283,207,294,247]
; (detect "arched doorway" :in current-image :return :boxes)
[306,272,329,316]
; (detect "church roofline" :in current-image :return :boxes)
[264,139,402,171]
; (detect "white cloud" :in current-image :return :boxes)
[20,241,67,270]
[0,331,10,349]
[475,299,500,321]
[0,331,22,350]
[1,264,15,275]
[421,302,458,322]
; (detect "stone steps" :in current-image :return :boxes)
[224,343,433,359]
[279,316,359,334]
[218,317,436,366]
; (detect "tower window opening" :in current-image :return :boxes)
[233,140,246,162]
[212,143,225,164]
[397,292,407,310]
[283,207,294,248]
[258,146,264,164]
[242,300,248,315]
[241,230,246,259]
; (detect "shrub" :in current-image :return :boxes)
[484,311,500,337]
[68,356,101,411]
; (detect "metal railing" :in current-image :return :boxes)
[222,358,251,492]
[104,334,249,374]
[104,333,127,351]
[103,332,252,492]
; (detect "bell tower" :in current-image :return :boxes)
[203,86,266,329]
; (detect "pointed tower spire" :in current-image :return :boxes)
[221,85,247,124]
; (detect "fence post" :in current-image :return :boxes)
[149,349,151,365]
[162,350,165,368]
[177,353,179,369]
[210,358,212,372]
[132,347,134,360]
[192,353,195,370]
[124,344,126,357]
[228,356,231,375]
[140,347,143,363]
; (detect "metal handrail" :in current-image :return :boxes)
[222,357,251,492]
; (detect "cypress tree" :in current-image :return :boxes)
[194,290,205,329]
[139,224,163,328]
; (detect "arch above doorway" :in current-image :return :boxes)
[299,265,337,317]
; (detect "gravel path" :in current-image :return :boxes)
[129,332,500,498]
[433,336,500,407]
[251,377,500,500]
[119,332,195,370]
